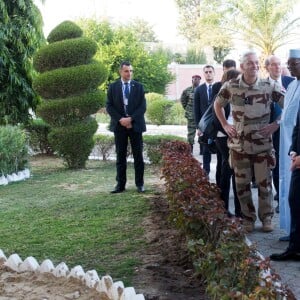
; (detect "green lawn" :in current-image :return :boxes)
[0,156,158,285]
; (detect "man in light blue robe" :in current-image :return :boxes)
[279,49,300,237]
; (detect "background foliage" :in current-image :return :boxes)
[0,0,45,125]
[175,0,300,62]
[77,19,174,94]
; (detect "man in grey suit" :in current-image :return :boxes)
[106,61,146,193]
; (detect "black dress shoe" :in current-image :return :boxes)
[110,186,125,194]
[137,185,145,193]
[270,249,300,261]
[279,235,290,242]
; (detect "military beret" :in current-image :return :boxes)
[192,75,201,79]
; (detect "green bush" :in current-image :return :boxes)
[145,92,165,103]
[24,119,53,155]
[33,37,98,73]
[49,118,98,169]
[37,90,106,126]
[0,125,28,176]
[146,99,173,125]
[47,20,83,43]
[144,134,185,164]
[93,134,114,161]
[166,101,186,125]
[33,62,107,99]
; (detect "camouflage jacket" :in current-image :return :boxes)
[216,76,284,154]
[180,86,196,119]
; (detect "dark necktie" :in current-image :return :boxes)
[124,82,130,99]
[208,84,212,104]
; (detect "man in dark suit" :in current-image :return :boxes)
[264,55,294,215]
[194,65,215,177]
[106,61,146,193]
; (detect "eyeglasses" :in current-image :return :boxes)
[204,71,213,74]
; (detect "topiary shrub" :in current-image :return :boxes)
[143,134,185,164]
[47,20,83,43]
[33,37,98,73]
[0,125,28,176]
[33,21,107,168]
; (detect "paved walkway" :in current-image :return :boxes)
[97,124,300,297]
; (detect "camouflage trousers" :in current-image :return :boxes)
[229,149,275,223]
[186,118,197,145]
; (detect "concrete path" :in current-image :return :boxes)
[97,123,300,297]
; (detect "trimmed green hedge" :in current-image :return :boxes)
[33,62,107,99]
[0,126,28,176]
[33,37,98,73]
[47,20,83,43]
[49,118,98,169]
[37,90,105,126]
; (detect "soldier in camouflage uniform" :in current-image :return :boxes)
[214,51,284,233]
[180,75,201,152]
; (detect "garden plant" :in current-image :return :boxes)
[33,20,107,168]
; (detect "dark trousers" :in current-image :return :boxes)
[288,169,300,252]
[272,129,280,196]
[202,143,211,175]
[216,149,222,186]
[114,125,144,188]
[215,136,241,216]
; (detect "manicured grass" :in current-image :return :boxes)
[0,156,156,285]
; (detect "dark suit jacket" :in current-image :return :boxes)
[194,83,211,127]
[106,79,146,133]
[211,81,230,134]
[282,75,295,90]
[290,111,300,155]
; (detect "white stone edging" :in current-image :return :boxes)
[0,168,30,186]
[244,237,288,298]
[0,249,144,300]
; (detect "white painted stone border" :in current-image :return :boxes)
[0,168,30,186]
[0,249,144,300]
[244,237,288,299]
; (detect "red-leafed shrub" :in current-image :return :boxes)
[161,141,293,299]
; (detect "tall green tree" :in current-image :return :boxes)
[175,0,232,62]
[0,0,45,125]
[128,18,158,42]
[226,0,300,55]
[78,19,173,94]
[175,0,300,60]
